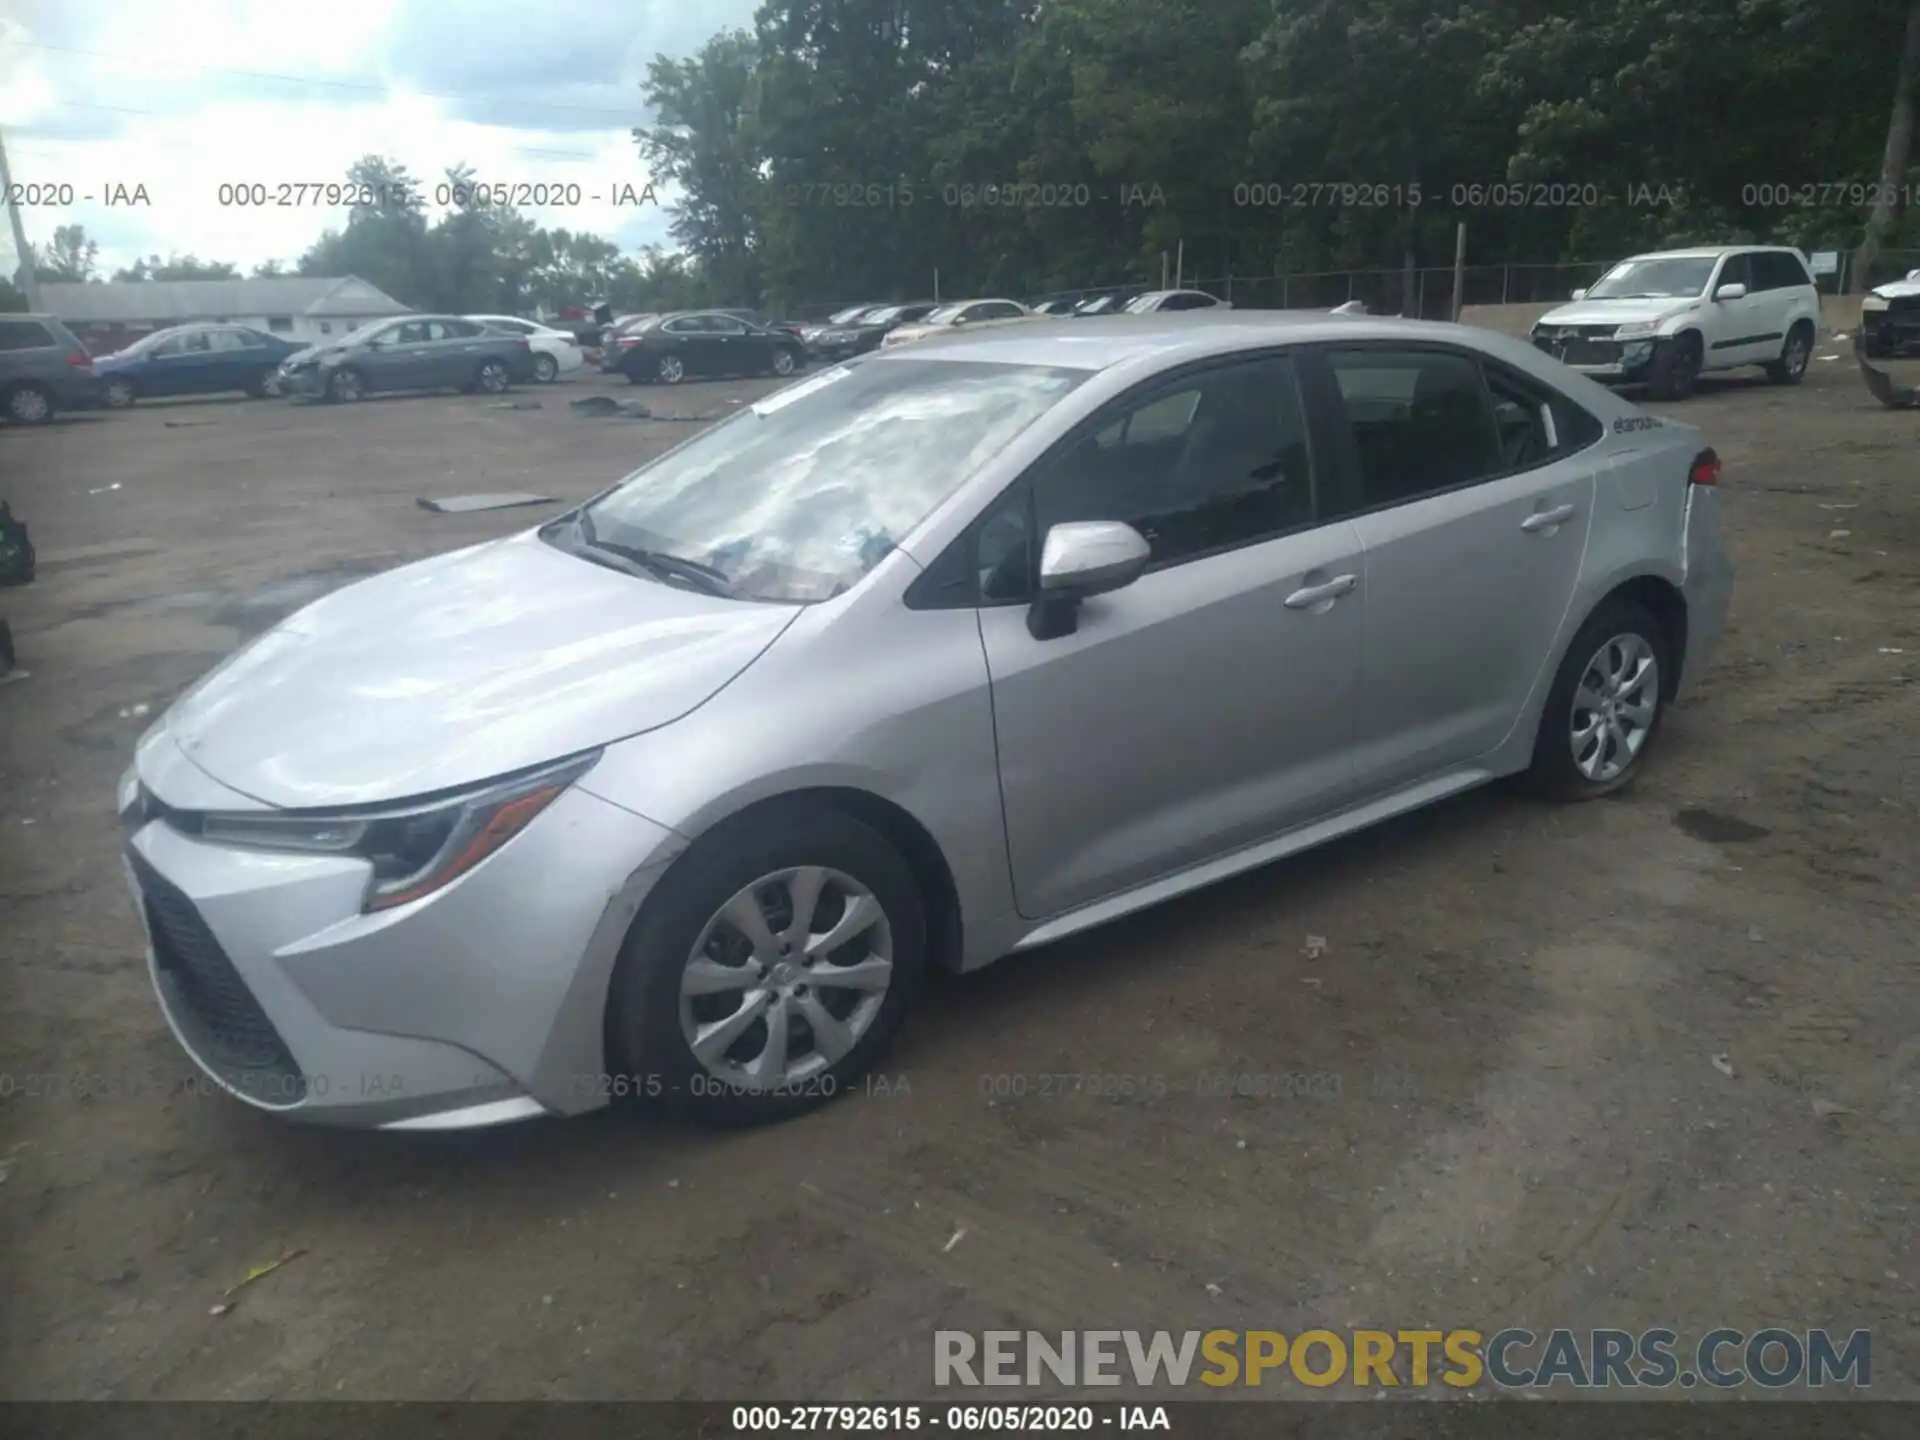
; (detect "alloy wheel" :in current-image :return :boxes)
[533,353,558,382]
[772,349,796,376]
[478,361,508,393]
[658,354,685,384]
[104,379,136,409]
[328,369,363,402]
[1570,633,1660,783]
[6,386,51,423]
[678,866,894,1091]
[1784,333,1810,378]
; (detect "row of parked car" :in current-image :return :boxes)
[0,311,603,422]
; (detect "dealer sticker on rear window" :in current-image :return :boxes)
[1613,415,1664,433]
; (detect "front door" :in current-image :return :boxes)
[980,353,1362,920]
[1304,345,1596,798]
[1704,254,1777,367]
[359,321,422,391]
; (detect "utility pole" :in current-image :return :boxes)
[0,123,41,309]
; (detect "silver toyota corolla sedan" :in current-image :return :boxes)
[118,312,1732,1130]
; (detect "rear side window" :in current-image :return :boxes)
[0,320,55,351]
[1482,361,1605,468]
[1751,252,1812,291]
[1324,349,1504,507]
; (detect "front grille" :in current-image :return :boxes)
[129,848,306,1102]
[1535,325,1626,366]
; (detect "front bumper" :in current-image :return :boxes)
[122,770,683,1129]
[1859,301,1920,358]
[1531,329,1660,381]
[278,366,326,397]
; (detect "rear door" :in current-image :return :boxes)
[168,330,220,393]
[1303,343,1597,797]
[704,313,763,374]
[436,318,491,385]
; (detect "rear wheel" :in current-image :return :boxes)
[655,353,685,385]
[3,383,53,424]
[1765,321,1814,384]
[771,347,798,377]
[1645,332,1702,401]
[474,359,511,394]
[609,806,924,1126]
[1526,598,1670,802]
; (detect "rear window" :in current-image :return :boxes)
[0,320,58,351]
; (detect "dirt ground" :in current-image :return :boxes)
[0,355,1915,1402]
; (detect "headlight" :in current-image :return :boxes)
[1860,295,1889,312]
[197,752,599,912]
[1613,321,1662,340]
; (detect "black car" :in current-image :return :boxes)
[807,302,938,361]
[92,323,306,408]
[614,311,808,385]
[716,308,806,342]
[0,314,103,424]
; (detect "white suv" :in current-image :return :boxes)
[1530,246,1820,399]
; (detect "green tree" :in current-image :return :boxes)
[112,254,241,281]
[35,223,99,282]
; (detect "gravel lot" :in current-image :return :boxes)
[1,358,1916,1400]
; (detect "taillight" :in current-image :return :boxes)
[66,352,92,368]
[1689,448,1721,486]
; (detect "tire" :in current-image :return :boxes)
[609,805,925,1127]
[1645,332,1702,401]
[655,353,685,385]
[4,383,54,425]
[103,378,137,409]
[243,370,273,399]
[532,352,559,383]
[324,367,365,403]
[1526,597,1671,802]
[1765,321,1814,384]
[474,359,511,395]
[770,346,798,377]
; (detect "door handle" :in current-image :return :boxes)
[1521,503,1577,532]
[1283,573,1357,610]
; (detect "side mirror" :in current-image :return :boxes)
[1570,288,1587,301]
[1714,283,1748,301]
[1027,521,1151,640]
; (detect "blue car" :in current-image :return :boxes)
[94,324,307,408]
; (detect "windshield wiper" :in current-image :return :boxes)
[546,511,735,596]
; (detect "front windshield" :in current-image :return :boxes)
[827,305,872,324]
[563,359,1088,603]
[1122,293,1159,313]
[1586,257,1717,300]
[860,305,907,325]
[923,303,967,324]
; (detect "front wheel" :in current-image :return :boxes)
[609,807,925,1126]
[1645,334,1701,401]
[103,378,137,409]
[324,366,365,403]
[1765,322,1814,384]
[1526,599,1670,802]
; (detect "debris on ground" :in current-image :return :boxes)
[163,420,216,428]
[117,702,151,719]
[1711,1053,1736,1078]
[210,1247,308,1315]
[416,493,558,514]
[88,483,122,495]
[943,1228,967,1253]
[487,400,544,410]
[569,395,649,418]
[1810,1098,1853,1120]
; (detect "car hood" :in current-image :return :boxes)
[1536,298,1701,329]
[161,532,800,809]
[1868,277,1920,300]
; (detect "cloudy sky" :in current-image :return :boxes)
[0,0,757,279]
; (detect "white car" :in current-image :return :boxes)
[881,299,1033,348]
[465,315,584,382]
[1858,268,1920,359]
[1530,246,1819,400]
[1122,289,1230,314]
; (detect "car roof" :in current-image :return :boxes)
[866,310,1510,371]
[1622,245,1800,260]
